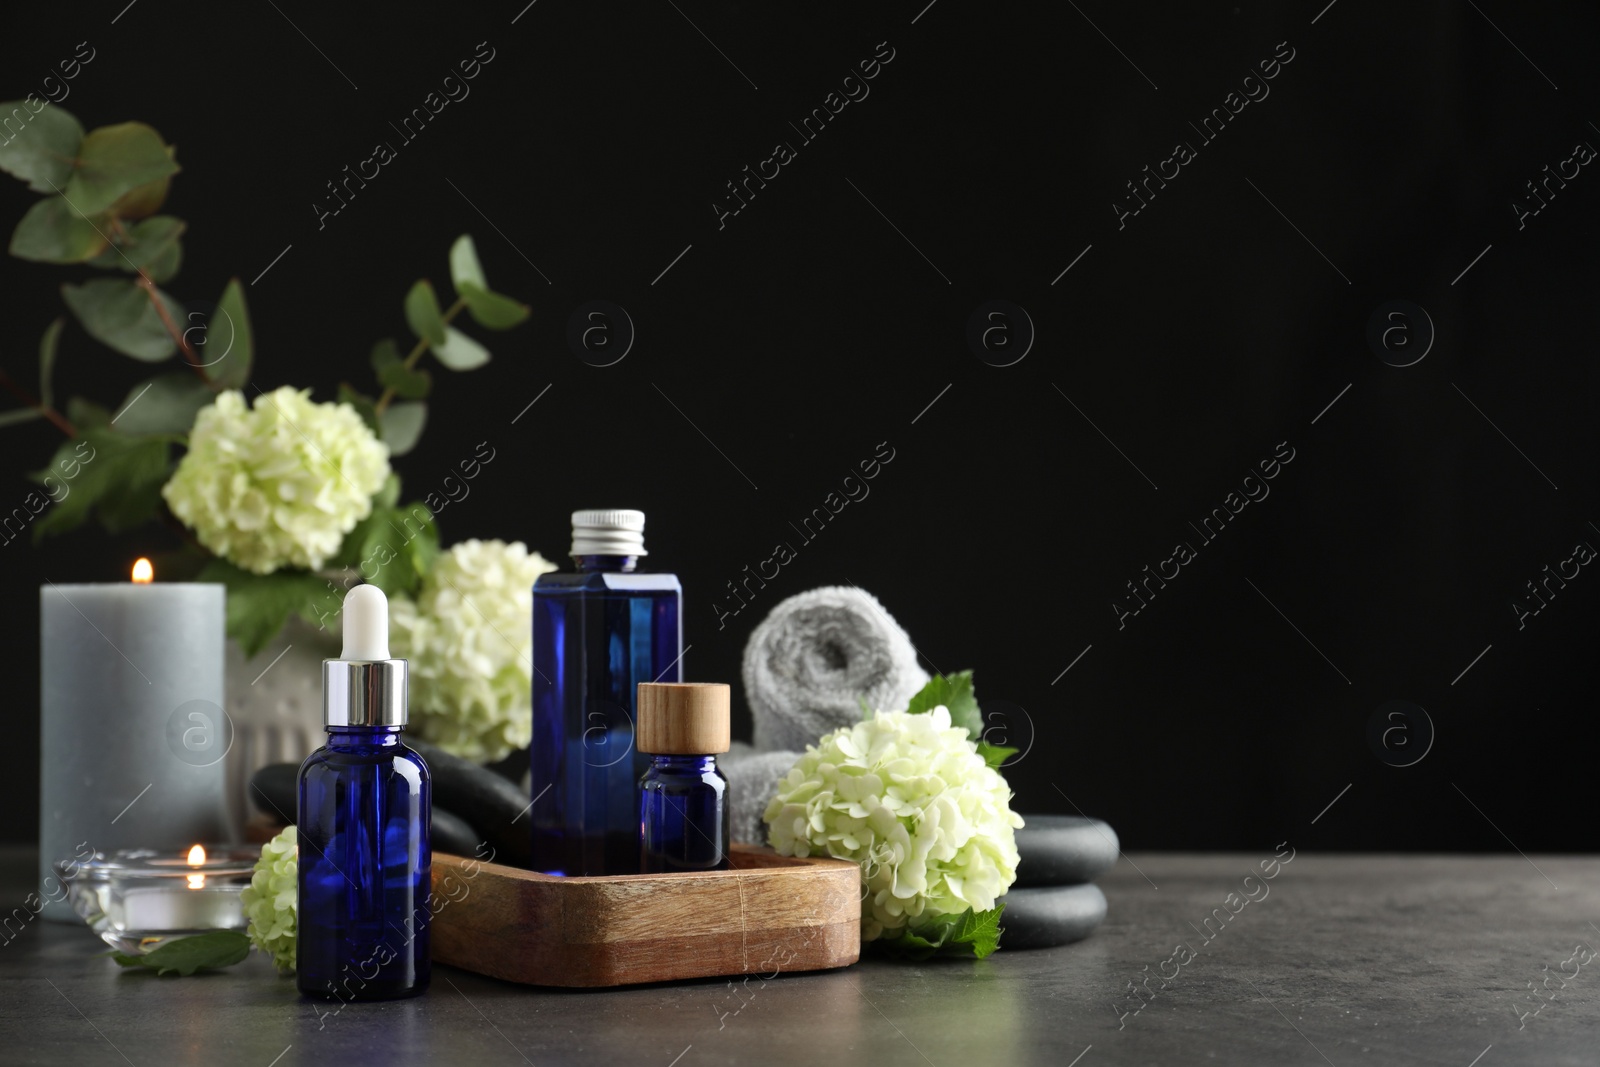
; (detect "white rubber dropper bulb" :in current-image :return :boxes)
[341,584,390,660]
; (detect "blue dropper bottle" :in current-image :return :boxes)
[297,585,431,1001]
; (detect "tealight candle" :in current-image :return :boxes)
[55,844,256,953]
[119,847,244,930]
[39,560,231,922]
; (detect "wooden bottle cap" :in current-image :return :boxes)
[636,683,730,755]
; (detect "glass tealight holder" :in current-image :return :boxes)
[54,846,258,955]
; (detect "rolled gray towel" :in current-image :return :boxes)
[721,743,802,845]
[742,585,929,753]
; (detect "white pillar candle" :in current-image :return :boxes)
[39,570,231,921]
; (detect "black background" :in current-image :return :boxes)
[2,1,1596,852]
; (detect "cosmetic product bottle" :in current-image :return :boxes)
[297,585,430,1001]
[531,510,683,875]
[637,683,731,874]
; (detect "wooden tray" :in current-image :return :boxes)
[429,845,862,987]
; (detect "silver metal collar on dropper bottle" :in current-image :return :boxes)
[323,585,408,727]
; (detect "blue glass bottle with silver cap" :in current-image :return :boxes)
[297,585,431,1001]
[530,510,683,875]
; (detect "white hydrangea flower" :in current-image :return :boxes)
[764,706,1024,942]
[390,539,558,763]
[241,825,297,974]
[162,387,390,574]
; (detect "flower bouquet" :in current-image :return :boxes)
[0,103,546,760]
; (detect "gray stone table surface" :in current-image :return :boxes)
[2,845,1596,1066]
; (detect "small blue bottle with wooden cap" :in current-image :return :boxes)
[637,683,731,874]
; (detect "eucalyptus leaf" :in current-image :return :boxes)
[404,279,447,346]
[110,373,212,436]
[431,326,489,370]
[205,279,253,389]
[61,278,183,362]
[459,281,530,330]
[0,100,83,193]
[9,196,109,263]
[449,234,487,292]
[65,122,180,215]
[379,401,427,456]
[142,236,182,284]
[198,557,332,657]
[0,408,43,428]
[370,339,430,399]
[87,215,185,275]
[105,157,175,220]
[38,317,61,411]
[108,930,250,976]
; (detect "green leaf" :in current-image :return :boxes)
[108,930,250,976]
[61,278,182,362]
[449,234,486,292]
[384,501,439,596]
[379,401,427,456]
[142,237,182,284]
[29,429,171,539]
[431,326,489,370]
[110,373,212,436]
[0,100,84,193]
[337,384,379,434]
[858,694,872,719]
[373,471,401,510]
[332,500,438,598]
[404,279,447,347]
[874,905,1006,961]
[38,318,62,411]
[951,905,1005,958]
[370,339,430,399]
[105,156,175,220]
[906,670,983,738]
[205,279,253,389]
[87,215,185,280]
[198,558,332,657]
[9,196,109,262]
[65,122,180,216]
[976,741,1018,771]
[459,281,530,330]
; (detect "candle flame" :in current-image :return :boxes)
[185,844,206,889]
[131,558,154,583]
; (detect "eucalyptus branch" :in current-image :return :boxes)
[0,367,76,437]
[136,272,208,382]
[374,297,467,415]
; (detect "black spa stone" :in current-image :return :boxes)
[430,806,481,858]
[1013,814,1119,887]
[249,762,298,821]
[999,883,1107,950]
